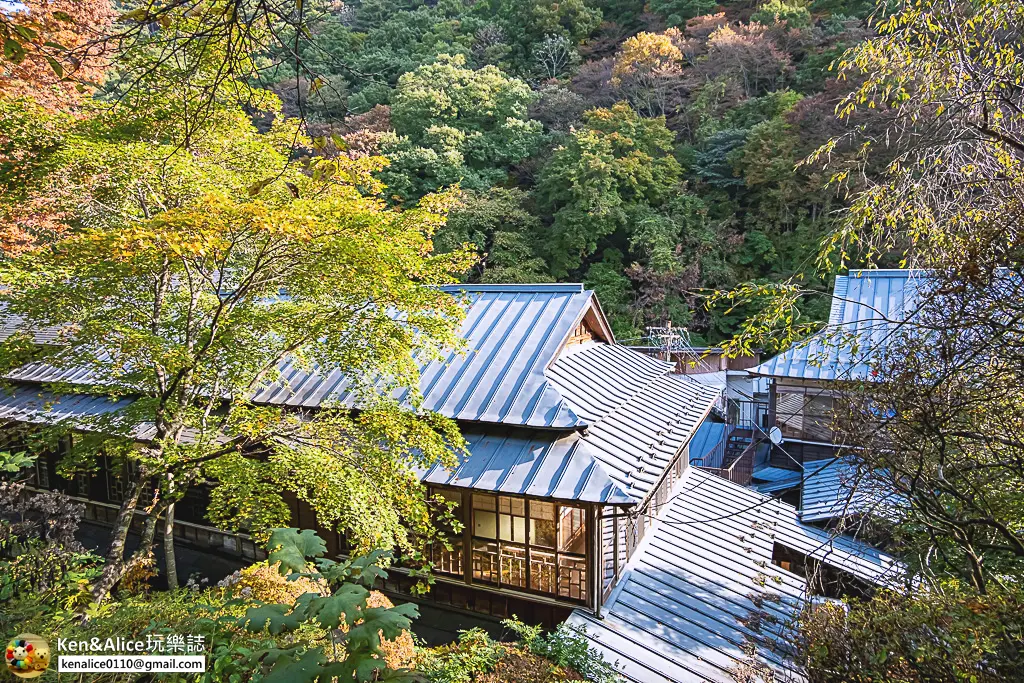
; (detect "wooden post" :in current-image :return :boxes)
[462,489,473,586]
[586,504,597,612]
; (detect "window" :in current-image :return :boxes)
[469,493,588,602]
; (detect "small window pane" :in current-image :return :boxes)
[474,510,497,538]
[530,548,557,594]
[559,505,586,554]
[558,554,587,600]
[530,501,556,548]
[473,494,496,511]
[472,540,499,583]
[499,514,526,543]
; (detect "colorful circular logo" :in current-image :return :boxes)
[5,634,49,679]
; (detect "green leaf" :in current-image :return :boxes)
[347,603,418,653]
[13,25,37,41]
[238,604,302,635]
[263,648,325,683]
[310,583,369,629]
[266,528,326,574]
[247,178,274,197]
[4,38,27,64]
[45,56,64,79]
[347,548,392,586]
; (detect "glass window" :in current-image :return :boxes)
[530,501,556,548]
[498,496,526,543]
[467,494,590,603]
[558,505,586,554]
[473,494,497,539]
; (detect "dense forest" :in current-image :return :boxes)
[251,0,876,343]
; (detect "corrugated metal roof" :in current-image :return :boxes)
[0,304,67,345]
[249,285,600,428]
[0,385,183,442]
[568,467,901,683]
[419,428,635,505]
[750,270,926,382]
[546,343,673,423]
[419,343,720,505]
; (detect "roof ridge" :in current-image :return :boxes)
[440,283,586,293]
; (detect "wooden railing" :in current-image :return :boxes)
[705,439,757,486]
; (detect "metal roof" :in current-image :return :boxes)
[799,456,898,523]
[419,428,635,505]
[6,284,604,429]
[547,344,723,499]
[568,467,901,683]
[687,421,727,466]
[0,304,67,345]
[752,465,802,494]
[751,270,926,382]
[0,385,205,443]
[419,344,721,504]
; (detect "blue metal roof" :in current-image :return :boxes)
[419,428,635,505]
[8,284,602,429]
[799,456,899,523]
[1,283,725,504]
[0,385,206,443]
[569,467,902,683]
[751,269,927,382]
[547,343,723,498]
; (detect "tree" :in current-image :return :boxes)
[703,23,791,98]
[536,102,682,276]
[381,54,543,199]
[438,188,551,283]
[0,0,115,111]
[750,0,813,30]
[0,59,476,597]
[611,30,685,118]
[647,0,719,28]
[715,0,1024,675]
[479,0,602,74]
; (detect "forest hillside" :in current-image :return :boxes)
[267,0,879,344]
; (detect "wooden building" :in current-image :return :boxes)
[0,283,722,624]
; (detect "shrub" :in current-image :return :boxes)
[415,628,508,682]
[219,560,330,603]
[751,0,813,28]
[503,616,621,683]
[801,586,1024,682]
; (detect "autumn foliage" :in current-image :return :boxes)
[0,0,114,109]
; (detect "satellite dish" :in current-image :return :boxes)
[768,426,784,445]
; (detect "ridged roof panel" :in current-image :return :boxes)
[751,269,926,382]
[569,467,902,683]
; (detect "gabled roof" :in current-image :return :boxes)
[418,342,722,504]
[569,467,902,683]
[6,284,607,429]
[0,283,724,504]
[751,269,926,382]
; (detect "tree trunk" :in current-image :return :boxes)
[91,478,143,603]
[164,502,178,590]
